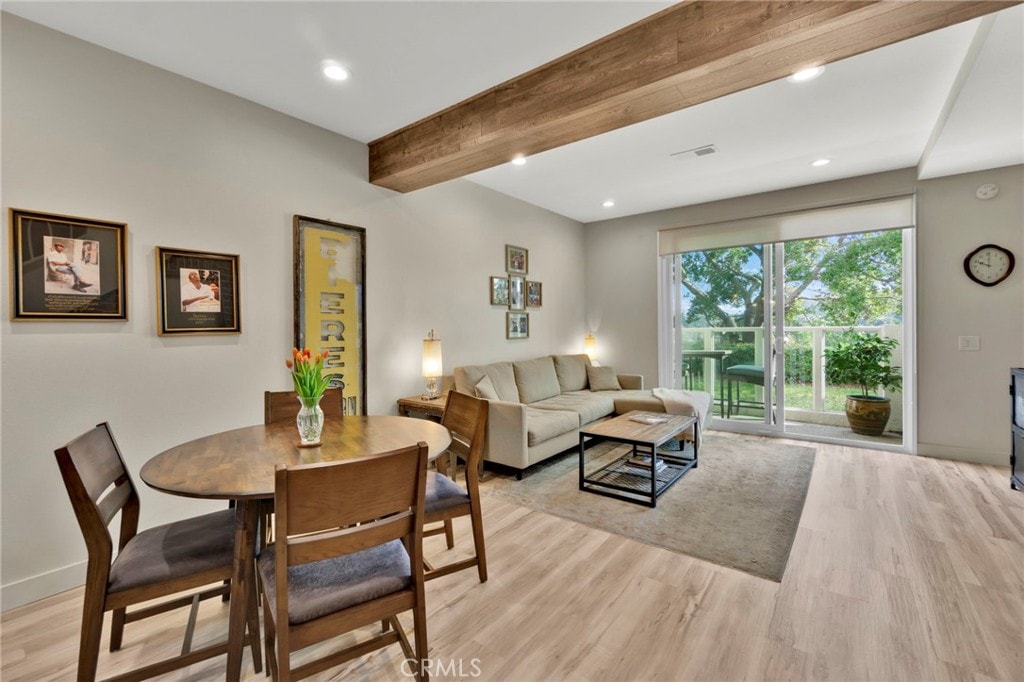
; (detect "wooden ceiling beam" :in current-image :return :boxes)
[369,1,1018,193]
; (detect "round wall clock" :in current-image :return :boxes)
[963,243,1015,287]
[976,183,999,200]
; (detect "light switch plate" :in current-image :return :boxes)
[958,336,980,351]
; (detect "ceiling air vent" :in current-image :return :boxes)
[670,144,719,160]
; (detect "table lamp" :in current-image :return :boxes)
[584,333,597,363]
[422,329,443,399]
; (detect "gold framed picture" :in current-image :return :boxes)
[10,208,127,320]
[507,311,529,339]
[527,280,543,307]
[505,244,528,275]
[156,246,240,335]
[490,276,509,305]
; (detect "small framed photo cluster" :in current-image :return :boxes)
[490,244,541,339]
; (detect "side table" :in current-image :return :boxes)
[397,393,455,476]
[397,393,447,421]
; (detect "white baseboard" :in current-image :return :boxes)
[916,442,1007,467]
[1,560,85,611]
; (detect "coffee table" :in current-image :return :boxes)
[578,410,700,507]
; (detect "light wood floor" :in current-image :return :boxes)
[3,436,1022,681]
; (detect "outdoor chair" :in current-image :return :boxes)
[725,364,766,417]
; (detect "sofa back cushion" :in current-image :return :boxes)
[551,354,591,392]
[587,365,622,391]
[454,362,519,402]
[513,357,561,404]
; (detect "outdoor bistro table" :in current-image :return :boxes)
[141,416,451,681]
[682,349,733,416]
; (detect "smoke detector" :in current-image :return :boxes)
[670,144,718,160]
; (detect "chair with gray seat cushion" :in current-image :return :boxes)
[54,422,262,681]
[424,390,489,583]
[256,442,429,681]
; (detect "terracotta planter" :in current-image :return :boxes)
[844,395,891,436]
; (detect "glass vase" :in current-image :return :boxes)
[296,395,324,446]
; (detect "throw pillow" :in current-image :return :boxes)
[587,365,621,391]
[474,375,500,401]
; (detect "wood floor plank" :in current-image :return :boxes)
[3,435,1021,681]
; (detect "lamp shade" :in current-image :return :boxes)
[583,333,597,362]
[422,330,442,378]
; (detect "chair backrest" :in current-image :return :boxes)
[441,391,488,486]
[273,442,428,605]
[264,388,345,424]
[54,422,140,564]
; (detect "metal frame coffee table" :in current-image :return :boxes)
[578,410,700,508]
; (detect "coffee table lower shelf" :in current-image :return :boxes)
[580,447,697,507]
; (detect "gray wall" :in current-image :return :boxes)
[586,165,1024,464]
[0,15,586,609]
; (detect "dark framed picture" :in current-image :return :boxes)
[490,276,510,306]
[156,247,240,335]
[294,215,366,416]
[505,244,528,275]
[527,280,543,307]
[507,311,529,339]
[10,208,127,320]
[509,275,525,311]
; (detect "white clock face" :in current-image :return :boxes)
[976,183,999,200]
[968,247,1012,284]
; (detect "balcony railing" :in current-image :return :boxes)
[681,324,903,425]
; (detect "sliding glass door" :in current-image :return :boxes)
[669,228,910,449]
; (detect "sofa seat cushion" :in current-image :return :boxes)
[611,390,666,415]
[513,357,561,404]
[539,392,616,425]
[524,407,579,446]
[552,354,591,392]
[454,362,519,402]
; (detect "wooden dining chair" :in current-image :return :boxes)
[264,387,345,423]
[423,390,489,583]
[257,442,430,681]
[54,422,262,681]
[254,388,345,550]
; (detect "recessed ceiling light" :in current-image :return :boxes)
[788,66,824,83]
[602,200,615,208]
[321,60,349,81]
[810,158,831,167]
[511,155,527,166]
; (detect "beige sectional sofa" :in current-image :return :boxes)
[453,353,709,477]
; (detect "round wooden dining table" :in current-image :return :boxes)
[141,416,451,682]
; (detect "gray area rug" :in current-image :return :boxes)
[486,434,815,581]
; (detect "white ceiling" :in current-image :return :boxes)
[4,1,1022,223]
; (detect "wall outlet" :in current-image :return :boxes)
[958,336,980,351]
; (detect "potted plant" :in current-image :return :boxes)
[823,331,902,436]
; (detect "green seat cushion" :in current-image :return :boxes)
[725,364,765,384]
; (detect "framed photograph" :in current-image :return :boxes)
[527,280,543,307]
[507,311,529,339]
[508,275,526,311]
[490,276,510,306]
[294,215,366,416]
[10,208,127,320]
[505,244,528,275]
[156,247,240,335]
